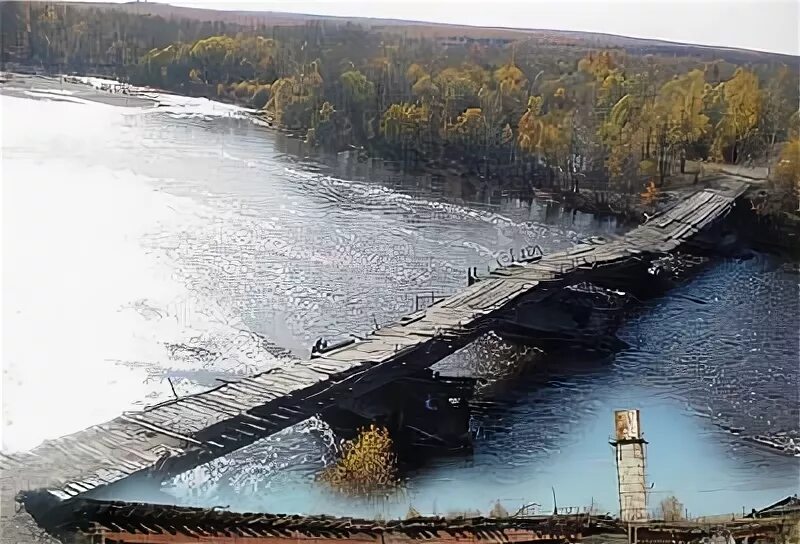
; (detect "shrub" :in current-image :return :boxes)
[233,81,252,99]
[318,424,399,496]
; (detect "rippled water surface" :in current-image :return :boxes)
[2,82,797,518]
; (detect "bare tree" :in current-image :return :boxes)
[489,501,510,518]
[658,495,685,521]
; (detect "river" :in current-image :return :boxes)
[2,79,797,519]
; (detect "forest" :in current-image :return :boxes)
[2,1,798,208]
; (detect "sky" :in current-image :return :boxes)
[85,0,799,55]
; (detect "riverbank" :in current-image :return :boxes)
[0,72,157,108]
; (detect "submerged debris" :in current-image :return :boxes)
[647,253,709,280]
[454,332,543,393]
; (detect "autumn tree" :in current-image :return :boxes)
[190,35,236,81]
[599,91,647,188]
[264,77,294,122]
[318,425,399,496]
[710,68,761,163]
[652,69,710,180]
[429,66,486,142]
[488,59,528,130]
[340,69,376,140]
[449,107,491,171]
[759,66,798,161]
[773,139,800,211]
[380,102,430,159]
[518,95,572,187]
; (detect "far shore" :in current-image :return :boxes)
[6,70,794,250]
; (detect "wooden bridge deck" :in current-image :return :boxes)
[2,181,747,509]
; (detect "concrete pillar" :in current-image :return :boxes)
[611,409,648,522]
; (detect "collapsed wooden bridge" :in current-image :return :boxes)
[2,181,747,514]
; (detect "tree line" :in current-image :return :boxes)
[3,1,798,207]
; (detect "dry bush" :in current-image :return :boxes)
[489,501,510,518]
[318,425,400,496]
[406,505,422,519]
[658,496,685,521]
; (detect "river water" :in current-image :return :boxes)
[2,81,798,518]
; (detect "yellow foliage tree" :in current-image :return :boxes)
[406,63,427,84]
[432,66,486,132]
[381,102,430,152]
[656,70,710,146]
[518,96,572,183]
[318,425,399,495]
[411,75,440,104]
[490,61,528,120]
[517,96,545,155]
[264,77,294,120]
[711,68,761,163]
[649,69,710,179]
[774,139,800,211]
[578,51,617,80]
[451,107,488,148]
[599,92,649,185]
[493,62,527,94]
[190,35,236,67]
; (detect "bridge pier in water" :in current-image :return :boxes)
[321,369,475,458]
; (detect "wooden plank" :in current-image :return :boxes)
[248,375,296,394]
[209,387,259,407]
[120,415,205,446]
[657,191,713,227]
[250,375,305,393]
[193,394,249,416]
[177,397,227,419]
[216,383,274,406]
[283,364,328,381]
[223,380,278,399]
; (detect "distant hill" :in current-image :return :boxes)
[66,1,796,65]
